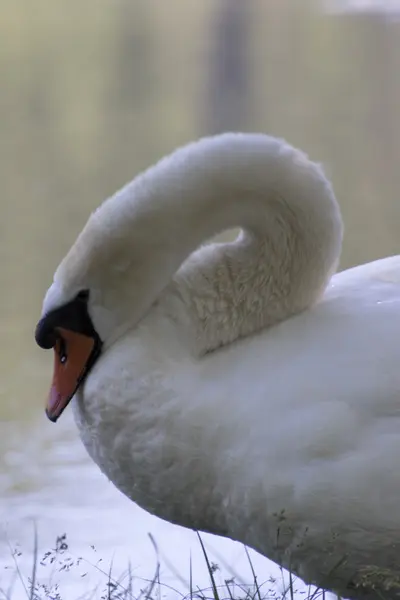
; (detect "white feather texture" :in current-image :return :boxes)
[41,133,400,599]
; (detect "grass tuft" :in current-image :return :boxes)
[0,530,349,600]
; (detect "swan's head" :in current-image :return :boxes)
[34,143,184,422]
[34,187,150,423]
[35,284,102,422]
[34,136,212,423]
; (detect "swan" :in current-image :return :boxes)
[35,133,400,600]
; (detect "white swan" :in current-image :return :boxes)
[35,133,400,600]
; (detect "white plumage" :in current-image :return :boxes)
[39,134,400,599]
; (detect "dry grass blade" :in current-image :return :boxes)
[243,546,262,600]
[29,524,38,600]
[196,532,220,600]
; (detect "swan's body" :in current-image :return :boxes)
[36,134,400,600]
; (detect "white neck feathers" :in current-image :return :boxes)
[54,133,343,352]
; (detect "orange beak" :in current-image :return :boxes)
[46,327,98,422]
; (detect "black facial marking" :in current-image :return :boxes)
[35,289,100,350]
[76,289,90,302]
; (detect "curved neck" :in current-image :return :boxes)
[57,134,343,350]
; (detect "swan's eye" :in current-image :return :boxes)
[58,337,68,365]
[76,290,89,302]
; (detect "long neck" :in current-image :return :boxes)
[58,134,343,349]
